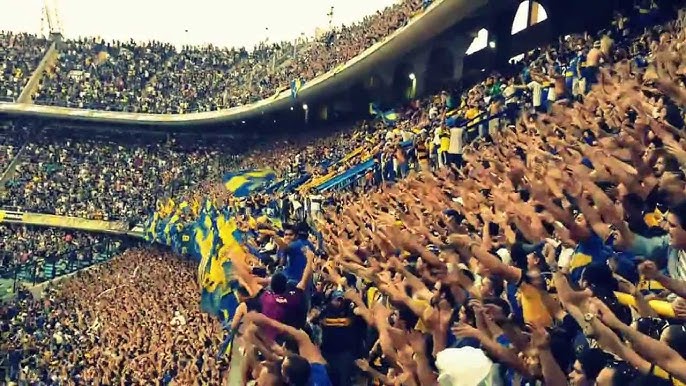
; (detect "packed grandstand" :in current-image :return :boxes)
[4,0,686,385]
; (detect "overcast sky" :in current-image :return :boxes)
[0,0,399,49]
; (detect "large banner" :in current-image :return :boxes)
[144,169,280,322]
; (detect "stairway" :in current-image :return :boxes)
[0,278,16,301]
[0,142,28,191]
[17,41,59,104]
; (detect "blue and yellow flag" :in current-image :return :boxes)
[190,197,201,217]
[217,328,236,359]
[178,201,190,213]
[222,169,276,197]
[254,214,283,231]
[144,212,160,242]
[172,223,195,257]
[193,199,247,318]
[291,78,304,100]
[144,181,271,323]
[159,198,176,217]
[155,217,168,245]
[369,103,398,126]
[217,209,244,248]
[195,206,222,286]
[161,213,180,246]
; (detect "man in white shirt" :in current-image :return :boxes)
[527,80,544,113]
[171,310,187,328]
[290,194,303,222]
[308,193,324,221]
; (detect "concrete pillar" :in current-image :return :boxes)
[450,34,471,81]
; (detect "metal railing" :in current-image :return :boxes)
[324,104,518,193]
[0,239,122,289]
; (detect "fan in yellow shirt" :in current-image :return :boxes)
[651,364,685,386]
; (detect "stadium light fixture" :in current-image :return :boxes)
[488,40,496,49]
[408,73,416,80]
[290,106,294,111]
[302,104,309,110]
[241,120,246,124]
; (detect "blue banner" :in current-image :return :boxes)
[369,103,398,126]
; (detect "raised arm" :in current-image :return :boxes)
[258,228,288,250]
[452,323,530,377]
[296,248,315,291]
[343,289,375,326]
[585,312,651,375]
[449,234,522,284]
[355,360,397,386]
[243,312,326,364]
[641,260,686,299]
[591,298,686,383]
[531,326,568,386]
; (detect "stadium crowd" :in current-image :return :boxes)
[213,4,686,385]
[0,31,48,102]
[0,224,110,282]
[33,39,177,111]
[0,131,239,222]
[0,248,229,385]
[29,0,427,113]
[5,1,686,386]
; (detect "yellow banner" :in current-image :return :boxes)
[0,209,23,222]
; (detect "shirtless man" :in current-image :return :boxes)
[584,40,606,91]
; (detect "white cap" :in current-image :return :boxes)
[436,347,494,386]
[495,248,511,265]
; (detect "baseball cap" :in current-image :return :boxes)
[436,347,494,386]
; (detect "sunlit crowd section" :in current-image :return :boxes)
[30,0,426,113]
[0,31,49,102]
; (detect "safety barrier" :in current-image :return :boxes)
[0,240,122,287]
[316,105,516,193]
